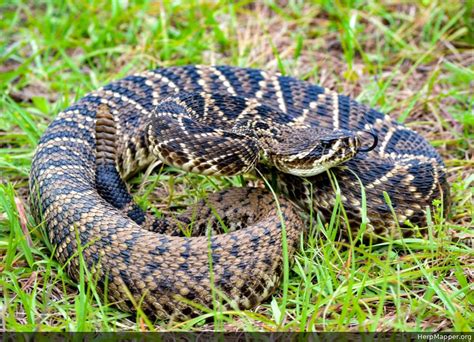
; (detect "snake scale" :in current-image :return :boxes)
[29,65,449,320]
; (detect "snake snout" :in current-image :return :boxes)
[328,129,360,154]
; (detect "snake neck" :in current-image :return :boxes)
[122,91,363,179]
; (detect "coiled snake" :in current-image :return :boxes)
[29,65,448,320]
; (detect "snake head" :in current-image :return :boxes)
[262,127,365,177]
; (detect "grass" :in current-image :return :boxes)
[1,0,473,332]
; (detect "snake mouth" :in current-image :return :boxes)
[357,130,378,153]
[270,132,362,177]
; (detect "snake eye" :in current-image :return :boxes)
[321,139,334,148]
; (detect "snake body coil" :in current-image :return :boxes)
[29,65,448,319]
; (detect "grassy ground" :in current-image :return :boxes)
[1,0,473,332]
